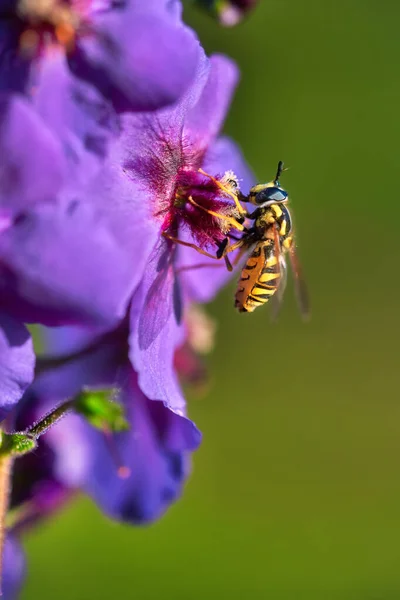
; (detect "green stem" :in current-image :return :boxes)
[27,400,74,439]
[0,442,12,595]
[0,400,75,459]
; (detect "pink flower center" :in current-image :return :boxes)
[160,167,241,248]
[125,130,242,249]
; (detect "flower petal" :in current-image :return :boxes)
[32,325,125,487]
[2,536,25,600]
[82,369,201,524]
[77,142,159,266]
[0,94,65,216]
[129,239,187,414]
[33,55,119,186]
[33,329,201,524]
[69,12,201,113]
[178,135,255,303]
[184,54,239,151]
[0,314,34,421]
[0,202,135,326]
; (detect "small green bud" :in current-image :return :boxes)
[74,389,129,433]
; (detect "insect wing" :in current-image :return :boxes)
[270,254,287,322]
[288,241,310,320]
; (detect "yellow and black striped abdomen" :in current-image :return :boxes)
[235,241,281,313]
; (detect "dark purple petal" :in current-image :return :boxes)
[129,239,187,414]
[82,369,201,524]
[35,327,123,401]
[184,54,239,152]
[0,313,34,421]
[0,94,65,216]
[0,21,30,94]
[0,202,135,326]
[69,12,201,113]
[2,536,25,600]
[178,135,255,303]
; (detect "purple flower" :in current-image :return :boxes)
[2,536,25,600]
[1,50,253,528]
[117,53,253,433]
[95,51,254,411]
[30,322,201,524]
[0,0,204,331]
[23,52,253,524]
[0,312,35,421]
[1,0,201,112]
[0,47,252,332]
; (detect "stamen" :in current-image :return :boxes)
[198,168,247,216]
[187,195,244,232]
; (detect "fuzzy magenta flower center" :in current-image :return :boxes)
[126,130,243,248]
[162,167,241,248]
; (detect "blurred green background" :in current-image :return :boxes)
[22,1,400,598]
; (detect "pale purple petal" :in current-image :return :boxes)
[78,143,159,264]
[33,55,119,186]
[129,239,186,414]
[0,94,65,215]
[184,54,239,151]
[69,12,201,113]
[0,314,35,421]
[0,202,135,326]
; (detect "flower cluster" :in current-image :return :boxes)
[0,0,256,597]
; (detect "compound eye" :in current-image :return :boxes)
[255,187,288,205]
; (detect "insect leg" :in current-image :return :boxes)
[232,243,250,267]
[187,195,245,232]
[162,232,223,260]
[198,168,248,218]
[176,237,246,274]
[219,238,247,272]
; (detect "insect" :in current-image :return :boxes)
[163,161,309,318]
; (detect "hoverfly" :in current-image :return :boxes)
[163,161,309,318]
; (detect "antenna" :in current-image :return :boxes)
[274,161,284,185]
